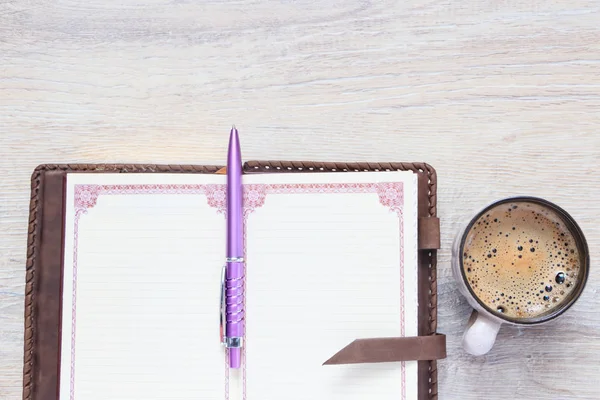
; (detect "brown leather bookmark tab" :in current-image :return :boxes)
[323,334,446,365]
[418,217,440,250]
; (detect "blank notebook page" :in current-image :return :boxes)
[243,171,418,400]
[60,173,228,400]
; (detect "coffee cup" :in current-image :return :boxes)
[451,197,589,356]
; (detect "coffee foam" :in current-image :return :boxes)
[462,201,581,320]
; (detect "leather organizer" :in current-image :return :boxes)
[23,160,445,400]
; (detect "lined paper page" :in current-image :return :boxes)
[243,171,418,400]
[60,173,227,400]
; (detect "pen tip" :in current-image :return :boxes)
[231,124,236,131]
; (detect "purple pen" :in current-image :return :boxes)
[224,126,244,369]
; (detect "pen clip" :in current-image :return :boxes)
[220,264,226,345]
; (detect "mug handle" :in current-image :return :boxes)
[462,310,502,356]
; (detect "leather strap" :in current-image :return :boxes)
[323,334,446,365]
[418,217,440,250]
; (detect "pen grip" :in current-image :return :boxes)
[225,261,245,334]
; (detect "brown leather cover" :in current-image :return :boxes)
[23,161,442,400]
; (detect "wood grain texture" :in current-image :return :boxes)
[1,1,599,399]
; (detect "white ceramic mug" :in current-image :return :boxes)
[451,197,589,356]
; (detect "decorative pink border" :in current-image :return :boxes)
[70,182,406,400]
[74,184,228,213]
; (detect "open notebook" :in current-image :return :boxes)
[23,162,444,400]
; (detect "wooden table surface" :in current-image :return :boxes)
[1,1,599,399]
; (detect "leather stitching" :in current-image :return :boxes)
[23,165,43,400]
